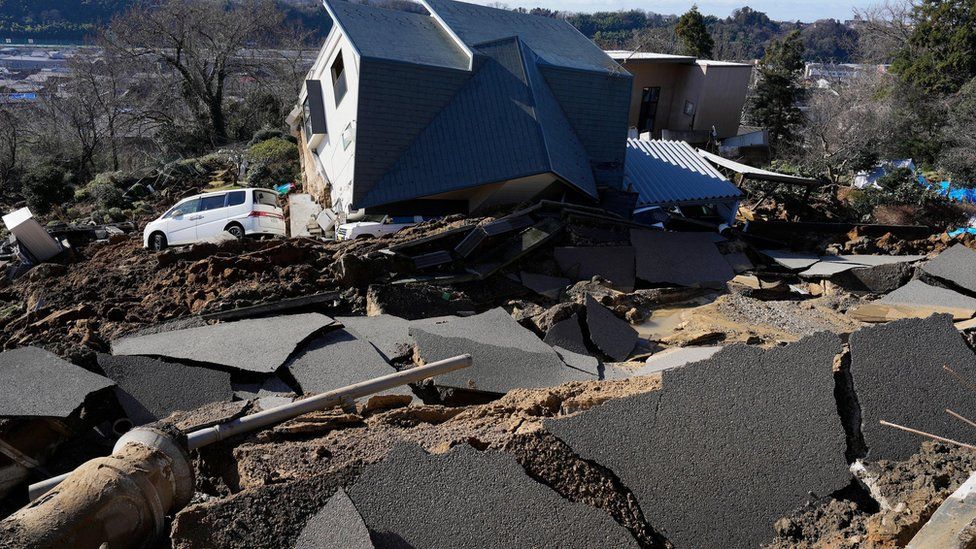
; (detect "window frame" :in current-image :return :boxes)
[331,52,347,106]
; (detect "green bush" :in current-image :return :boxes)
[245,137,298,188]
[90,181,127,210]
[21,164,74,217]
[107,207,125,222]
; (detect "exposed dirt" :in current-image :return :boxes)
[767,442,976,549]
[171,375,663,548]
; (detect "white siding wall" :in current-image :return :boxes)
[305,27,361,213]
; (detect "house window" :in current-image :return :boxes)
[683,100,696,116]
[637,86,660,133]
[341,122,354,150]
[331,52,347,106]
[302,97,314,140]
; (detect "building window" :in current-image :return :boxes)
[302,97,314,141]
[341,122,354,150]
[331,52,347,106]
[683,100,696,116]
[637,87,660,133]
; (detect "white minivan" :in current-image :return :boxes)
[143,188,286,250]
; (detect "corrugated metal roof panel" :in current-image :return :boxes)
[624,139,743,207]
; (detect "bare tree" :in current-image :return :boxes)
[102,0,283,145]
[853,0,915,64]
[65,51,135,171]
[795,73,891,183]
[0,108,20,190]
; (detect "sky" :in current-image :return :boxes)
[470,0,873,23]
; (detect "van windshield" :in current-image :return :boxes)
[253,190,278,207]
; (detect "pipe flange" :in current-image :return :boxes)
[113,427,195,510]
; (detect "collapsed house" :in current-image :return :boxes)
[289,0,631,218]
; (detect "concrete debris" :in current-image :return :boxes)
[232,376,294,399]
[636,345,724,375]
[585,295,638,361]
[542,313,590,356]
[336,314,413,362]
[760,249,822,271]
[410,308,596,394]
[547,333,848,548]
[520,271,570,300]
[2,208,62,263]
[849,315,976,462]
[906,472,976,549]
[294,488,374,549]
[344,443,639,548]
[96,353,233,426]
[850,279,976,322]
[553,346,601,377]
[631,229,734,287]
[0,347,113,418]
[799,254,925,278]
[921,244,976,294]
[832,260,916,293]
[111,313,335,374]
[554,246,636,292]
[283,328,411,401]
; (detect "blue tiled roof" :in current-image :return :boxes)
[625,139,743,207]
[424,0,622,74]
[357,37,597,209]
[325,0,469,70]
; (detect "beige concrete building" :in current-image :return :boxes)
[606,52,753,142]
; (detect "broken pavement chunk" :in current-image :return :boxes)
[410,307,595,394]
[849,315,976,462]
[585,295,637,361]
[542,313,590,356]
[0,347,114,418]
[111,313,335,373]
[337,314,414,361]
[760,249,822,271]
[283,329,409,400]
[636,345,724,375]
[546,333,848,548]
[875,280,976,320]
[345,443,638,548]
[97,353,233,426]
[295,488,374,549]
[553,246,636,291]
[921,244,976,294]
[519,271,569,300]
[631,229,734,287]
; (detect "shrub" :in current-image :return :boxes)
[245,137,298,188]
[107,207,125,222]
[21,164,74,217]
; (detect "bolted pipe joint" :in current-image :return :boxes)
[1,427,194,549]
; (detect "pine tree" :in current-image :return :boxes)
[748,31,805,154]
[675,5,714,58]
[891,0,976,94]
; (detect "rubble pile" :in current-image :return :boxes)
[6,197,976,548]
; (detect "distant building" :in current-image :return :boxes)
[606,51,753,143]
[804,62,889,84]
[289,0,631,218]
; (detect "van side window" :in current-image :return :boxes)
[226,191,246,207]
[165,198,201,217]
[200,195,226,211]
[253,190,278,207]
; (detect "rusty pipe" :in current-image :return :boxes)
[26,354,473,501]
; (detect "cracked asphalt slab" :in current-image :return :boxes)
[96,353,233,426]
[630,229,734,287]
[336,314,413,362]
[0,346,114,418]
[410,307,596,394]
[921,244,976,293]
[546,333,848,548]
[110,313,335,373]
[283,328,411,399]
[294,488,373,549]
[543,313,591,355]
[585,295,638,362]
[554,246,636,291]
[849,315,976,461]
[344,443,639,548]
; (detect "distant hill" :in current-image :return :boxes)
[0,0,860,62]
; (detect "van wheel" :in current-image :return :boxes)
[225,223,245,240]
[150,232,167,251]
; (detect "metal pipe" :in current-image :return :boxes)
[27,354,472,501]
